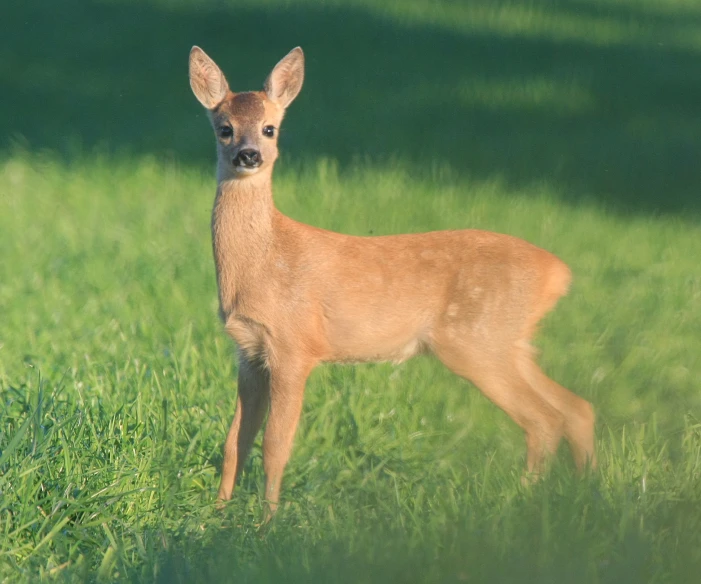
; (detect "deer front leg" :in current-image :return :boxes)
[261,357,315,520]
[217,357,270,502]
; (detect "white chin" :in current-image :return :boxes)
[233,166,261,176]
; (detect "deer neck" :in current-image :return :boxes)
[211,170,276,318]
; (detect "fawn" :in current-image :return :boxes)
[189,46,596,518]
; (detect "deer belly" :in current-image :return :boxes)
[324,314,427,364]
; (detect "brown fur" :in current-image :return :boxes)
[189,46,596,519]
[217,92,265,123]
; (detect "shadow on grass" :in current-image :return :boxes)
[2,0,701,214]
[140,499,655,584]
[133,464,701,584]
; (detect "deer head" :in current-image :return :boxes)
[189,46,305,182]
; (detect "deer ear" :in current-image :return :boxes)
[264,47,304,109]
[189,46,229,109]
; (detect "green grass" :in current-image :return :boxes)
[2,0,701,582]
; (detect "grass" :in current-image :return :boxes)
[1,0,701,582]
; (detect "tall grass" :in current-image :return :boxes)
[1,0,701,581]
[2,151,700,582]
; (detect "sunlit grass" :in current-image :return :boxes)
[2,0,701,581]
[234,0,701,50]
[1,150,700,581]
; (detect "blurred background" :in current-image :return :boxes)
[4,0,701,212]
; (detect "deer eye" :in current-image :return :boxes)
[262,125,275,138]
[219,126,233,138]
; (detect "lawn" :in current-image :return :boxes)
[1,0,701,582]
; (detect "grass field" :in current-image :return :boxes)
[2,0,701,582]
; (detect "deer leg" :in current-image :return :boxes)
[434,345,566,479]
[217,358,270,502]
[261,357,315,520]
[514,346,596,471]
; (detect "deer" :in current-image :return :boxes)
[188,45,596,519]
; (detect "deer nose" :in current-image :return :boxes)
[234,148,262,168]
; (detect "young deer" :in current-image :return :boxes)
[189,46,596,517]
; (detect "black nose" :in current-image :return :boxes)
[234,148,262,168]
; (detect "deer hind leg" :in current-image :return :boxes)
[217,357,270,502]
[514,261,596,472]
[433,343,566,480]
[514,343,596,471]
